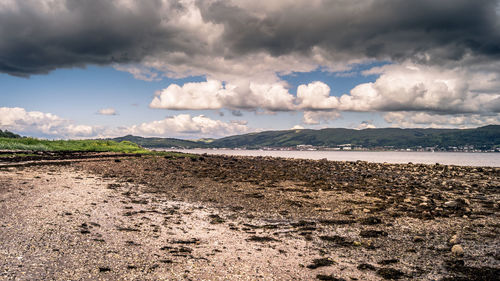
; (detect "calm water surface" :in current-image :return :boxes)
[169,149,500,167]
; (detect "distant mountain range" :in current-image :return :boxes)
[110,125,500,150]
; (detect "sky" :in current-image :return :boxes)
[1,0,500,139]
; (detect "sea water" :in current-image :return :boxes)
[166,149,500,167]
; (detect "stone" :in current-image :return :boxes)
[307,258,335,269]
[413,236,425,242]
[451,244,464,256]
[357,263,376,271]
[444,201,458,208]
[360,230,388,238]
[316,274,346,281]
[449,235,459,245]
[377,267,404,280]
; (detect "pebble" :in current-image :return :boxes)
[444,201,458,208]
[449,235,459,245]
[413,236,425,242]
[451,244,464,256]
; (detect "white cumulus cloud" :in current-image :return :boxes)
[338,63,500,114]
[150,79,295,111]
[384,112,500,128]
[302,111,341,125]
[126,114,250,138]
[97,108,118,116]
[0,107,252,139]
[296,81,338,110]
[0,107,98,138]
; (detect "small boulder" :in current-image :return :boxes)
[451,244,464,256]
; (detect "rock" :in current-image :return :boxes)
[377,267,404,280]
[413,236,425,242]
[451,244,464,256]
[247,236,279,243]
[319,235,351,246]
[353,241,362,246]
[208,214,225,224]
[449,235,459,245]
[360,216,382,225]
[98,267,111,272]
[378,259,399,265]
[307,258,335,269]
[357,263,376,271]
[363,208,371,213]
[403,198,411,203]
[444,201,458,208]
[360,230,388,238]
[316,274,346,281]
[445,198,470,209]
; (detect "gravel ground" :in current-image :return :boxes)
[1,154,499,280]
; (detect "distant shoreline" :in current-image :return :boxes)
[153,147,499,153]
[160,148,500,167]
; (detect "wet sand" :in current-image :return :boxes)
[1,154,499,280]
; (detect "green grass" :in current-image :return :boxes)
[0,138,200,160]
[0,138,149,153]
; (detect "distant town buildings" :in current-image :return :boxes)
[165,144,499,152]
[289,144,498,152]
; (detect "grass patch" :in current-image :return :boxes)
[0,138,199,160]
[0,138,149,153]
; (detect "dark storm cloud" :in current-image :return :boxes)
[1,0,499,76]
[197,0,500,64]
[0,0,186,76]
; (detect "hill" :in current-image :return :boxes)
[0,130,21,138]
[211,125,500,149]
[110,125,500,150]
[109,135,210,149]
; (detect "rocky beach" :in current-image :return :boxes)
[1,153,499,280]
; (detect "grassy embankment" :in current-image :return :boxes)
[0,137,194,158]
